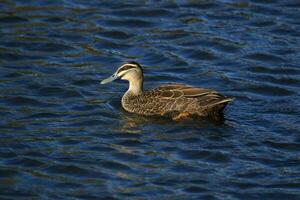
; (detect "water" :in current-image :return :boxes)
[0,0,300,199]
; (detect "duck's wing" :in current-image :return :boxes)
[151,84,216,98]
[148,83,234,107]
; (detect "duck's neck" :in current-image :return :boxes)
[127,77,143,96]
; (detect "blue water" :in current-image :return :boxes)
[0,0,300,199]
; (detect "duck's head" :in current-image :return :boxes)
[101,61,143,85]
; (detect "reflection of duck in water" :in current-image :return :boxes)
[101,62,233,120]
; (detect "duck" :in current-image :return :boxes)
[101,61,233,120]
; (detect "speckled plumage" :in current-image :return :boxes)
[122,83,233,119]
[101,62,233,120]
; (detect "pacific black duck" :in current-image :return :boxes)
[101,62,233,120]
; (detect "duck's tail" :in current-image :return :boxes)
[205,97,234,120]
[208,97,235,108]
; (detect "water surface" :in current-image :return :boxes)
[0,0,300,199]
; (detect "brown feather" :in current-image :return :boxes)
[122,83,233,119]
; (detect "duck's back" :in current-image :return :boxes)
[122,84,233,119]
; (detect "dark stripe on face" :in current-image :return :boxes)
[117,64,136,74]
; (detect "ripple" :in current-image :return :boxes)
[69,119,108,127]
[112,152,140,162]
[83,145,114,152]
[250,19,276,27]
[0,16,28,24]
[151,30,191,41]
[55,182,82,189]
[100,160,131,171]
[271,26,300,37]
[94,38,130,50]
[37,86,82,98]
[244,53,286,64]
[110,8,172,18]
[210,39,241,53]
[180,48,217,60]
[25,112,66,120]
[5,157,46,168]
[101,18,155,28]
[251,4,283,16]
[24,42,77,52]
[0,188,37,199]
[43,17,64,23]
[180,2,219,9]
[248,84,294,96]
[178,149,230,163]
[254,75,300,87]
[246,65,300,75]
[72,79,98,87]
[263,141,300,152]
[0,52,44,61]
[48,33,87,42]
[44,164,105,178]
[3,96,58,107]
[183,186,208,193]
[0,168,19,178]
[179,149,210,159]
[96,30,133,40]
[116,140,147,147]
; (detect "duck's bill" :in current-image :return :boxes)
[100,74,118,84]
